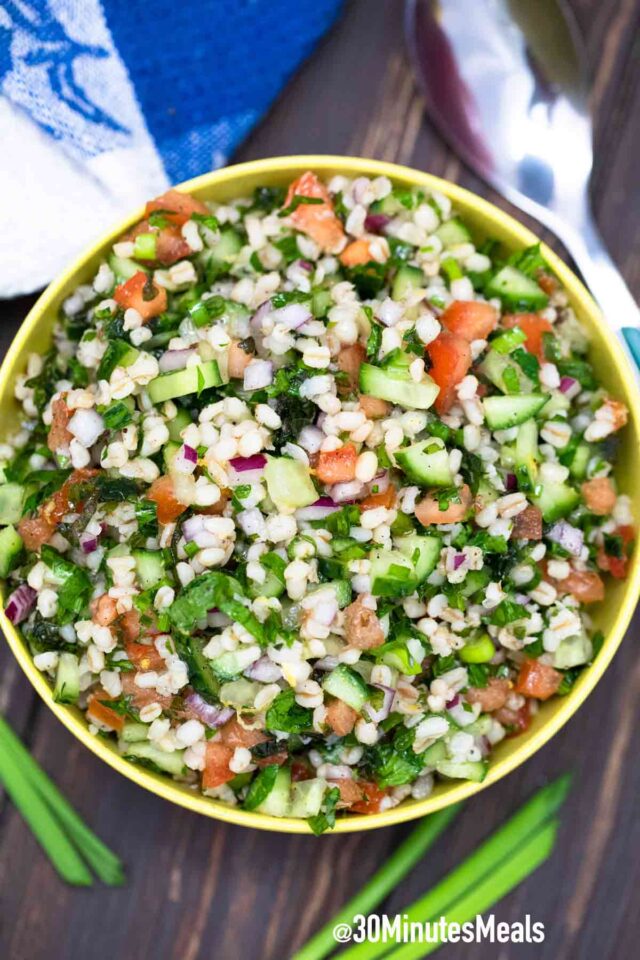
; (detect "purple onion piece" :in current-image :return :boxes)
[183,692,234,730]
[447,693,460,708]
[159,348,196,373]
[559,376,578,394]
[5,585,37,625]
[244,656,282,683]
[80,536,99,554]
[298,259,314,271]
[229,454,267,473]
[364,213,390,234]
[271,302,312,330]
[295,497,341,521]
[183,444,198,464]
[505,473,517,492]
[453,554,466,570]
[547,519,584,557]
[250,299,273,333]
[364,685,395,724]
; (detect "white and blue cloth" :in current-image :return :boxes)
[0,0,343,296]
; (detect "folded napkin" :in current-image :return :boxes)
[0,0,343,296]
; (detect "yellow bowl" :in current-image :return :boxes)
[1,156,638,833]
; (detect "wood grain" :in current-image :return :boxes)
[1,1,638,958]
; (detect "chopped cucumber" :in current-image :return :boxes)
[392,265,424,301]
[0,483,24,525]
[480,350,534,395]
[375,637,426,675]
[435,218,471,248]
[395,534,441,583]
[395,440,452,487]
[108,253,145,283]
[264,456,317,513]
[53,652,80,704]
[541,392,570,419]
[289,778,329,818]
[256,765,291,817]
[210,648,260,680]
[168,408,192,442]
[485,266,548,311]
[435,759,488,782]
[359,363,439,410]
[369,194,405,217]
[219,679,261,709]
[206,228,242,269]
[461,568,491,597]
[148,360,222,404]
[121,722,150,743]
[459,634,495,663]
[312,288,332,318]
[132,550,165,590]
[163,440,181,471]
[332,579,353,609]
[247,563,285,599]
[0,525,23,578]
[370,548,417,597]
[531,480,580,522]
[322,664,369,712]
[421,740,448,765]
[515,417,539,487]
[553,633,593,669]
[569,442,592,481]
[123,741,185,776]
[482,394,549,429]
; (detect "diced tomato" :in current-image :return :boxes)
[91,594,118,627]
[18,468,97,551]
[560,569,605,604]
[515,660,562,700]
[340,239,374,267]
[145,188,209,227]
[47,397,72,453]
[218,717,268,749]
[440,301,498,342]
[512,505,543,540]
[147,475,188,524]
[202,742,235,789]
[86,689,124,733]
[291,759,313,782]
[155,225,193,266]
[359,486,396,511]
[284,171,345,252]
[503,314,553,360]
[466,677,510,712]
[537,273,557,296]
[426,332,472,414]
[338,343,366,392]
[120,672,173,710]
[581,477,616,516]
[325,699,358,737]
[227,341,254,379]
[331,778,366,808]
[351,781,388,815]
[120,609,142,643]
[344,595,385,650]
[415,483,472,526]
[114,271,167,321]
[125,641,165,672]
[496,700,532,736]
[255,751,288,769]
[359,394,390,419]
[18,516,55,552]
[597,524,634,580]
[316,443,358,485]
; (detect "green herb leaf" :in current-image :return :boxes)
[308,786,341,836]
[265,689,313,734]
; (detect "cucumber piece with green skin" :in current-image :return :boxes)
[461,568,491,597]
[289,778,329,818]
[482,394,549,430]
[553,633,593,669]
[121,722,150,743]
[392,264,424,301]
[207,228,242,267]
[0,483,24,525]
[210,648,262,680]
[359,363,439,411]
[163,440,181,471]
[395,534,441,583]
[264,456,317,513]
[375,637,426,675]
[312,288,332,318]
[421,740,448,765]
[395,441,452,486]
[435,218,472,248]
[531,480,580,522]
[168,408,192,442]
[123,740,185,776]
[219,679,261,709]
[369,194,405,217]
[0,525,23,578]
[132,550,165,590]
[322,664,369,712]
[247,565,285,600]
[256,765,291,817]
[148,360,222,404]
[485,266,549,311]
[369,548,417,597]
[435,759,488,782]
[108,254,145,283]
[459,634,496,663]
[515,417,539,488]
[541,392,570,419]
[479,350,534,395]
[569,442,592,481]
[53,652,80,704]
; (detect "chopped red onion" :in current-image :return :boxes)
[243,359,273,391]
[229,454,266,472]
[295,497,341,521]
[547,520,584,557]
[505,473,517,492]
[330,479,366,503]
[244,656,282,683]
[368,470,390,494]
[447,693,460,708]
[364,684,395,723]
[559,376,579,395]
[364,213,391,234]
[453,554,466,570]
[271,302,312,330]
[80,535,99,554]
[313,656,340,671]
[298,259,314,272]
[183,444,198,464]
[250,299,273,333]
[159,348,196,373]
[5,585,37,625]
[183,692,234,729]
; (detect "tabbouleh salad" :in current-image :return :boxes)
[0,170,634,832]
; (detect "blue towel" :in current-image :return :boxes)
[0,0,343,295]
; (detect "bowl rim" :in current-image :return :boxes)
[1,154,639,834]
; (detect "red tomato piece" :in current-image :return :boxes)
[316,443,358,485]
[325,699,358,737]
[86,689,125,733]
[114,271,167,321]
[503,314,553,360]
[340,239,375,267]
[581,477,616,516]
[145,188,209,226]
[350,781,388,815]
[202,742,235,789]
[561,569,605,604]
[415,483,472,526]
[337,343,366,393]
[514,660,562,700]
[359,394,391,419]
[426,332,472,414]
[125,641,165,673]
[47,397,72,453]
[147,475,188,524]
[284,171,345,252]
[440,300,498,342]
[219,717,269,749]
[359,487,397,512]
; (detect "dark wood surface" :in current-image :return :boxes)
[1,1,638,958]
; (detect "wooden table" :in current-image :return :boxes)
[1,1,638,957]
